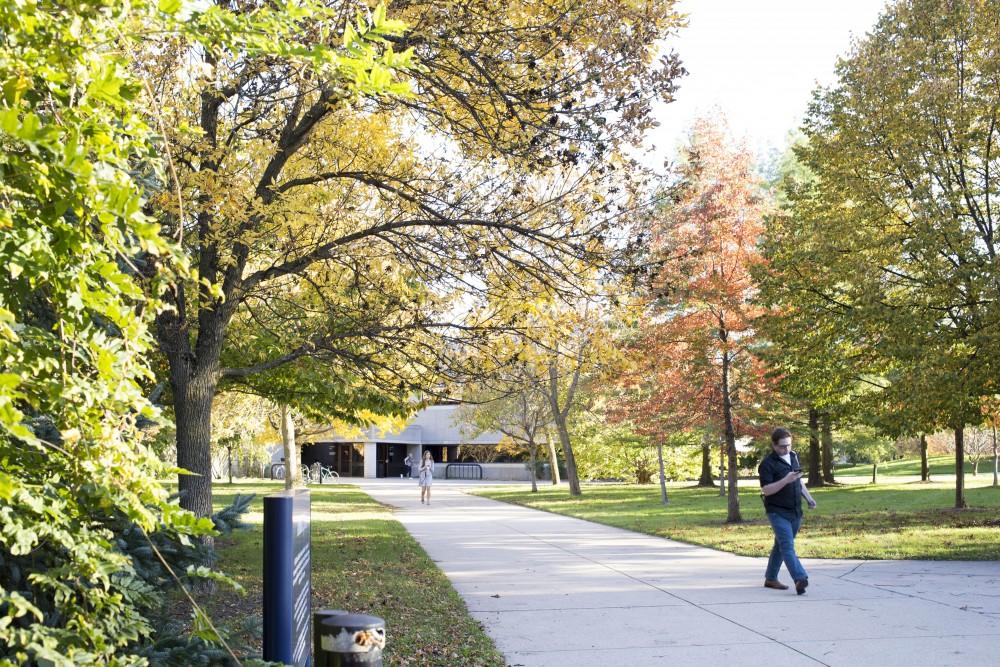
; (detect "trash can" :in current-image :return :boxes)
[314,611,386,666]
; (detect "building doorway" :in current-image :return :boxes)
[303,442,364,477]
[376,443,409,478]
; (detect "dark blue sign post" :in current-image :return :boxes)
[264,489,312,666]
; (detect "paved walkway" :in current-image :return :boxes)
[357,479,1000,667]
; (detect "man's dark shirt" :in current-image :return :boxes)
[758,450,802,514]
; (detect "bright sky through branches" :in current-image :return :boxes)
[647,0,889,165]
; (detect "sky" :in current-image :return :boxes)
[645,0,890,167]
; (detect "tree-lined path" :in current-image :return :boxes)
[358,480,1000,667]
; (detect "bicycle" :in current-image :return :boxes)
[299,464,339,484]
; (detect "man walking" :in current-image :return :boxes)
[403,453,414,479]
[759,427,817,595]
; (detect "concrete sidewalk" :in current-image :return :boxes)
[357,479,1000,667]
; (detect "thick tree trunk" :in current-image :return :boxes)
[167,74,235,520]
[174,370,217,519]
[547,359,582,496]
[920,433,930,482]
[808,407,822,486]
[698,436,715,487]
[280,404,302,489]
[721,351,741,523]
[820,412,835,484]
[528,442,538,493]
[657,442,668,505]
[546,429,560,485]
[719,439,726,496]
[992,426,998,489]
[955,426,966,509]
[553,417,581,495]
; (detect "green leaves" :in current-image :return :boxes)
[0,590,44,629]
[332,2,419,98]
[784,0,999,438]
[168,0,417,100]
[1,73,30,105]
[85,61,127,107]
[0,0,235,661]
[186,565,244,594]
[342,21,359,49]
[157,0,183,14]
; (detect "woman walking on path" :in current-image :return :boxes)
[419,451,435,504]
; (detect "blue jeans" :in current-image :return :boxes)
[765,510,808,582]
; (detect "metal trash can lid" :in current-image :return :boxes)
[316,612,384,631]
[316,612,387,655]
[314,608,349,619]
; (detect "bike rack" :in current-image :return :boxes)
[445,462,483,480]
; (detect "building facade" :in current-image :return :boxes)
[299,404,503,479]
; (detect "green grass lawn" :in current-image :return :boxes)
[201,482,502,667]
[478,474,1000,561]
[834,454,996,479]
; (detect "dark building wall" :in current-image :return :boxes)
[375,443,410,478]
[303,442,364,477]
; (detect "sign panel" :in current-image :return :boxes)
[263,489,311,666]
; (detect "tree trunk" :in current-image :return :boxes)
[528,441,538,493]
[163,85,241,520]
[698,435,715,487]
[972,460,979,476]
[718,439,726,496]
[955,426,966,509]
[174,370,217,519]
[871,461,877,485]
[546,429,560,485]
[820,412,835,484]
[553,417,581,495]
[721,351,742,523]
[808,407,822,486]
[280,404,302,489]
[992,425,998,489]
[227,445,233,485]
[657,442,668,505]
[920,433,930,482]
[547,360,582,496]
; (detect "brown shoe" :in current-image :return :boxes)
[795,578,809,595]
[764,579,788,590]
